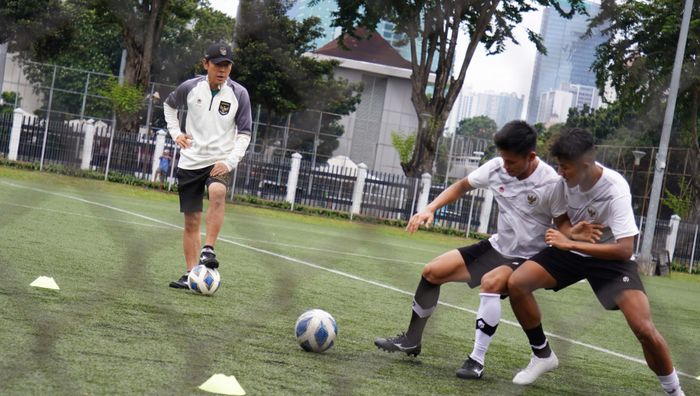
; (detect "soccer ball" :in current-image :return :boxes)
[187,265,221,295]
[294,309,337,353]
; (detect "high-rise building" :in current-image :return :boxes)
[526,1,605,123]
[446,89,524,134]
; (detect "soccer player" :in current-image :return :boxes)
[507,128,685,395]
[163,43,252,289]
[374,121,596,379]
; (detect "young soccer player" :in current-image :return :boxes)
[164,43,252,288]
[506,128,684,395]
[374,121,597,379]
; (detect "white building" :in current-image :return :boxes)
[446,89,524,135]
[0,44,41,113]
[537,89,574,126]
[311,30,435,175]
[536,83,602,125]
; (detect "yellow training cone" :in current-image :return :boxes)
[30,276,60,290]
[198,374,245,395]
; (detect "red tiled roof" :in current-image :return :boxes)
[315,28,413,70]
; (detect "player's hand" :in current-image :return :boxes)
[175,133,193,149]
[545,228,572,250]
[210,162,229,177]
[406,209,435,234]
[570,221,604,243]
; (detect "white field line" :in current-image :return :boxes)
[1,180,696,380]
[0,201,425,266]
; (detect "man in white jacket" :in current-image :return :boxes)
[163,43,252,289]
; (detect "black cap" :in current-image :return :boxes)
[205,43,233,64]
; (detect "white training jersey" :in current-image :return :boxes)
[563,163,639,257]
[164,76,252,170]
[468,157,567,259]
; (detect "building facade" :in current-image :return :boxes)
[446,89,524,134]
[311,32,434,174]
[526,0,605,123]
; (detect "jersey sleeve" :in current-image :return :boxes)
[547,179,568,218]
[608,195,639,240]
[234,85,252,135]
[467,157,500,189]
[165,80,192,109]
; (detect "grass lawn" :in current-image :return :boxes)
[0,167,698,395]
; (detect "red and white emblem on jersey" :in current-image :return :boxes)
[498,186,505,193]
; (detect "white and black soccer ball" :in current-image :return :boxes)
[187,265,221,295]
[294,309,337,353]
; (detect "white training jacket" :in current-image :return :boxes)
[164,75,252,171]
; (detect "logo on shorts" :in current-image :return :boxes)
[526,193,539,207]
[586,206,598,218]
[622,276,630,283]
[218,101,231,115]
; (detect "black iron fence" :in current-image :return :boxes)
[0,112,12,155]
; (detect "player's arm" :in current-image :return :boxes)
[406,177,473,233]
[164,85,192,149]
[553,214,603,243]
[545,229,634,261]
[213,86,253,176]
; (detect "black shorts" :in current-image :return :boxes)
[530,247,646,310]
[458,240,526,288]
[177,166,231,213]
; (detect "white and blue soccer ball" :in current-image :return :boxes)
[187,265,221,295]
[294,309,337,353]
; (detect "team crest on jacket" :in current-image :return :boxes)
[218,101,231,115]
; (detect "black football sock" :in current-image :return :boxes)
[405,276,440,344]
[524,323,552,358]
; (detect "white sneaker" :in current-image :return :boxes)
[512,352,559,385]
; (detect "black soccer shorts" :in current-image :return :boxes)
[529,247,646,310]
[458,240,526,288]
[177,165,231,213]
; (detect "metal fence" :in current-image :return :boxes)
[0,112,13,155]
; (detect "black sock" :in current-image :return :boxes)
[524,324,552,358]
[406,276,440,343]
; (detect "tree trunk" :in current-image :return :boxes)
[401,0,500,177]
[115,0,169,132]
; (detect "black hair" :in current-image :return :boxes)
[493,120,537,156]
[549,128,595,161]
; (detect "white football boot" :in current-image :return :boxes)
[512,352,559,385]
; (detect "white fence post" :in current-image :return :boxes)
[416,172,432,213]
[351,163,368,217]
[286,153,302,208]
[477,188,493,234]
[150,129,167,182]
[80,119,96,170]
[8,108,29,161]
[665,214,681,262]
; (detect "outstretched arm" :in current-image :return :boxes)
[406,177,473,233]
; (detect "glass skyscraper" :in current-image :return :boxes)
[526,1,605,123]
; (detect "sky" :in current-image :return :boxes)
[210,1,545,102]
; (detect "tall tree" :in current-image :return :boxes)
[591,0,700,220]
[325,0,586,176]
[456,115,497,139]
[234,0,362,158]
